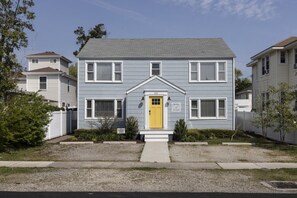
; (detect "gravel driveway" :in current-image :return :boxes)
[169,145,294,162]
[42,143,144,161]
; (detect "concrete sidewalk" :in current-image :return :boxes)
[1,161,297,170]
[140,142,171,163]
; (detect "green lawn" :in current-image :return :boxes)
[0,144,54,161]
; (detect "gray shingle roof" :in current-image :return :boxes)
[77,38,235,59]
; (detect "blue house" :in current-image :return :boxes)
[77,38,236,141]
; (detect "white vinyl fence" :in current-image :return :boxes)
[236,111,297,144]
[45,110,77,140]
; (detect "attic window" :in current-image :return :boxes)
[32,59,38,63]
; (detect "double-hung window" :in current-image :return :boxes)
[294,49,297,69]
[190,98,226,119]
[86,62,123,82]
[86,99,123,119]
[189,61,226,82]
[150,62,161,76]
[39,77,47,90]
[280,51,286,64]
[262,56,270,75]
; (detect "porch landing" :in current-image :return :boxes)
[140,130,173,142]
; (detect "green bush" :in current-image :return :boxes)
[74,129,123,142]
[183,129,244,142]
[173,119,188,141]
[125,116,139,140]
[0,93,52,150]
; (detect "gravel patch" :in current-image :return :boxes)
[43,143,144,161]
[169,145,294,163]
[0,168,280,192]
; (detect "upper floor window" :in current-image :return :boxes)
[261,56,270,75]
[86,62,122,82]
[150,62,161,76]
[39,76,47,90]
[190,98,226,119]
[189,61,227,82]
[50,59,57,63]
[32,59,38,63]
[280,51,286,63]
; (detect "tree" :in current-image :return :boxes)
[235,69,252,93]
[269,83,297,142]
[0,0,35,100]
[0,92,52,150]
[73,24,107,56]
[252,95,274,137]
[69,63,77,78]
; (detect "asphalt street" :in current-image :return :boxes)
[0,192,297,198]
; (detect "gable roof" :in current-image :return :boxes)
[77,38,235,59]
[27,51,72,63]
[126,75,186,95]
[250,36,297,61]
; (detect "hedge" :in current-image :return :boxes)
[74,129,124,142]
[175,129,245,142]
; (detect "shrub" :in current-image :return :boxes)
[0,93,52,150]
[186,129,244,141]
[74,129,123,142]
[88,116,118,134]
[173,119,187,141]
[125,116,139,140]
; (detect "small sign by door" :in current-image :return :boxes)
[117,128,125,134]
[172,102,181,112]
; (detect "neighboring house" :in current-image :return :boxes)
[77,38,236,141]
[235,86,252,112]
[17,52,77,108]
[247,37,297,110]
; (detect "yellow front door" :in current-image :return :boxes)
[149,96,163,128]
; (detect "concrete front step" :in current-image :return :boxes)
[140,130,173,142]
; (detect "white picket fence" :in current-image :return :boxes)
[236,111,297,144]
[45,110,77,140]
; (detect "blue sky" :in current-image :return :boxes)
[18,0,297,78]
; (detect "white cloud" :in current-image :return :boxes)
[82,0,151,24]
[162,0,277,21]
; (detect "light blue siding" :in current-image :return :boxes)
[78,59,234,130]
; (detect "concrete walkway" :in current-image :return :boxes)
[1,161,297,170]
[140,142,171,163]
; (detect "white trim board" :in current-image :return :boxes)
[126,75,186,95]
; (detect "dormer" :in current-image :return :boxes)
[27,51,72,74]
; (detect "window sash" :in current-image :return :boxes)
[86,99,122,119]
[39,77,47,90]
[150,62,161,76]
[190,98,226,119]
[86,62,122,82]
[189,61,226,82]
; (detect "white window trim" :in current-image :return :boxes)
[279,51,287,64]
[150,61,162,77]
[85,98,123,119]
[189,97,227,120]
[85,61,123,83]
[189,60,227,83]
[39,76,47,90]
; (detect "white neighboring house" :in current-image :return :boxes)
[247,36,297,110]
[235,86,252,112]
[18,51,77,108]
